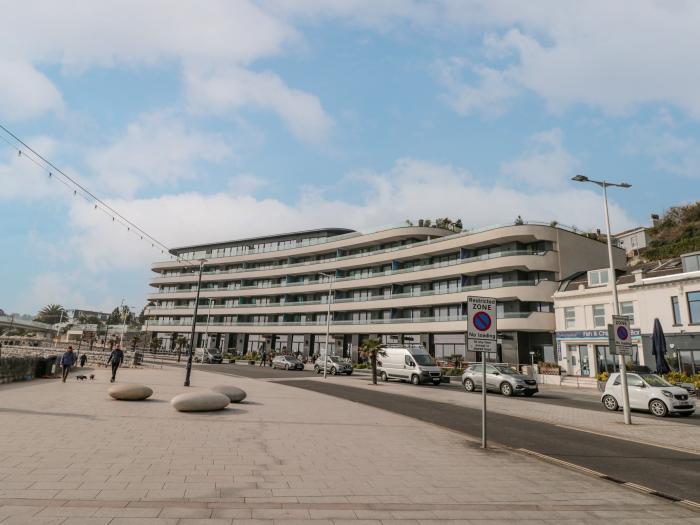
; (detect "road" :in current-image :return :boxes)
[203,363,700,503]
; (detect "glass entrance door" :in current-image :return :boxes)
[578,345,590,376]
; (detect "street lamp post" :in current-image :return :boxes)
[529,351,536,381]
[203,298,214,362]
[319,272,334,379]
[184,259,206,387]
[572,174,632,425]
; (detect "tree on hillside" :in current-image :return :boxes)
[35,304,67,324]
[360,337,386,385]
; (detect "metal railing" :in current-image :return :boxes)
[154,221,580,265]
[145,279,550,313]
[144,311,540,329]
[148,249,551,293]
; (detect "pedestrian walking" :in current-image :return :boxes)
[61,346,76,383]
[268,352,273,367]
[107,346,124,383]
[79,354,87,368]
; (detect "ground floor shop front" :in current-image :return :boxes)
[154,330,554,366]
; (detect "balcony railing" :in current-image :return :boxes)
[149,249,551,292]
[145,311,539,329]
[145,280,549,312]
[157,221,580,264]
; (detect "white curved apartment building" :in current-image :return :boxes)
[144,224,624,365]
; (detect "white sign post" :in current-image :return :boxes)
[467,296,497,449]
[608,315,632,423]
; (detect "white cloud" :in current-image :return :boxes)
[17,272,89,315]
[0,0,335,143]
[228,174,269,195]
[0,59,63,120]
[431,1,700,119]
[64,157,635,273]
[86,113,232,196]
[500,128,578,188]
[185,66,334,143]
[436,58,518,118]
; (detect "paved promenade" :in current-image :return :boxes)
[0,366,698,524]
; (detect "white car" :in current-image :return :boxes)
[601,372,695,417]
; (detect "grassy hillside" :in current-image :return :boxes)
[645,201,700,260]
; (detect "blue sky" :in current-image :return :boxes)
[1,1,699,316]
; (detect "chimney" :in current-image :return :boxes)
[651,214,660,227]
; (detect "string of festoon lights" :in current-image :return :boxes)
[0,123,181,262]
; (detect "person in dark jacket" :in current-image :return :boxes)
[107,346,124,383]
[61,346,76,382]
[79,354,87,368]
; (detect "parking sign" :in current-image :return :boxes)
[609,315,632,355]
[467,296,497,352]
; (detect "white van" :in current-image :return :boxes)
[377,345,442,385]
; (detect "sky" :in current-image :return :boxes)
[1,0,699,316]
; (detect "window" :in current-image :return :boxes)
[620,301,635,324]
[564,307,576,329]
[592,304,606,327]
[688,291,700,324]
[682,254,700,273]
[671,296,682,325]
[588,269,609,287]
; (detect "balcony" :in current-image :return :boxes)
[148,249,554,296]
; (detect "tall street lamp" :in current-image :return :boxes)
[572,174,633,425]
[184,258,206,387]
[203,298,214,360]
[318,271,334,379]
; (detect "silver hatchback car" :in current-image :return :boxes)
[461,364,538,397]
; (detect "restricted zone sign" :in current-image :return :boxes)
[467,296,497,352]
[609,315,632,355]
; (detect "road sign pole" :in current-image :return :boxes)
[481,349,487,449]
[467,296,497,451]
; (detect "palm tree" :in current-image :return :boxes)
[131,334,141,352]
[360,337,386,385]
[36,304,66,324]
[149,336,161,355]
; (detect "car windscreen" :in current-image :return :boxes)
[495,366,519,375]
[413,354,436,366]
[640,374,672,387]
[329,356,340,363]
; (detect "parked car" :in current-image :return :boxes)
[194,348,222,364]
[314,356,353,376]
[601,372,695,417]
[377,345,442,385]
[272,355,304,370]
[461,364,538,397]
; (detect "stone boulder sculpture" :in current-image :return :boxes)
[211,385,247,403]
[171,391,230,412]
[108,383,153,401]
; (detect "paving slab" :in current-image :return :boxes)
[0,366,697,522]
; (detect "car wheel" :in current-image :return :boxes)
[602,395,619,411]
[523,391,536,397]
[500,382,513,397]
[649,399,668,417]
[411,374,420,385]
[380,371,388,382]
[330,367,337,376]
[463,378,475,392]
[347,370,353,375]
[432,380,441,386]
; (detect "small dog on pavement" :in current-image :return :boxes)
[89,374,95,380]
[75,375,88,381]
